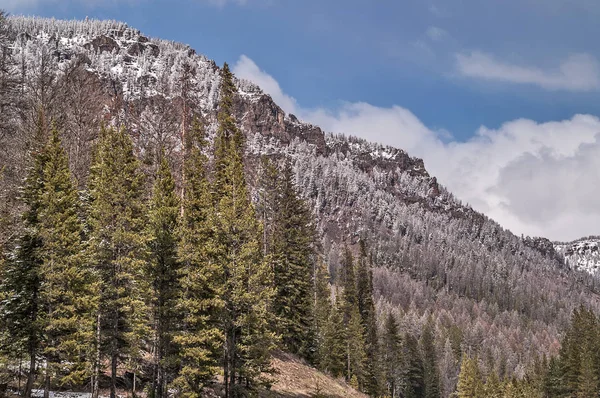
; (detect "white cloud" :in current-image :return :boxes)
[426,26,447,41]
[201,0,248,7]
[235,55,600,241]
[234,55,298,115]
[456,51,600,91]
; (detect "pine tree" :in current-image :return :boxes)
[356,241,381,396]
[38,126,98,388]
[381,312,402,398]
[456,356,484,398]
[403,334,425,398]
[271,159,316,358]
[576,317,599,398]
[320,299,346,378]
[313,261,333,370]
[483,372,502,398]
[87,125,149,398]
[346,304,368,389]
[213,63,276,398]
[544,357,567,398]
[421,319,440,398]
[173,119,224,397]
[341,247,357,317]
[338,247,368,388]
[0,118,48,398]
[147,154,180,398]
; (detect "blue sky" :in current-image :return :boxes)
[7,0,600,136]
[4,0,600,241]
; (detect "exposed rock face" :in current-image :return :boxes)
[523,237,562,262]
[555,237,600,274]
[85,35,120,53]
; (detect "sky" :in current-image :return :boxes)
[2,0,600,241]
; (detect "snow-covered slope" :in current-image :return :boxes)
[555,237,600,275]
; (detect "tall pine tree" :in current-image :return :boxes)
[173,119,224,398]
[271,159,316,358]
[38,126,98,389]
[87,125,149,398]
[356,241,381,396]
[381,312,402,398]
[456,356,483,398]
[147,154,181,398]
[213,63,276,398]
[0,118,48,398]
[421,318,440,398]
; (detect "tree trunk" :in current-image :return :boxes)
[24,347,36,398]
[43,367,50,398]
[92,313,101,398]
[110,351,117,398]
[224,338,229,398]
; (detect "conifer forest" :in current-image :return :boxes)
[1,12,600,398]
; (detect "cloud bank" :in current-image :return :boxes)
[234,55,600,241]
[456,51,600,91]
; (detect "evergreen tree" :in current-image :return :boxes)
[38,126,98,388]
[320,299,346,378]
[346,304,368,389]
[381,312,402,398]
[313,261,333,370]
[341,247,357,316]
[213,63,276,398]
[356,241,381,396]
[403,334,425,398]
[147,154,181,398]
[456,356,483,398]
[544,356,566,398]
[271,159,316,358]
[87,125,149,398]
[483,372,502,398]
[0,119,48,398]
[173,119,224,397]
[420,319,440,398]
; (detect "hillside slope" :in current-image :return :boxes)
[261,352,367,398]
[1,16,600,395]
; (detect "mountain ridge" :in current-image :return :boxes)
[2,15,600,393]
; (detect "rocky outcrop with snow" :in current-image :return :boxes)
[555,237,600,275]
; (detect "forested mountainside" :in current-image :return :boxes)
[1,15,600,398]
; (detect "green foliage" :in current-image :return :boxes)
[543,306,600,398]
[346,303,368,388]
[356,242,381,396]
[456,356,483,398]
[0,119,48,397]
[271,159,316,358]
[214,63,277,396]
[483,372,502,398]
[313,261,333,371]
[147,154,181,398]
[173,119,223,397]
[420,319,440,398]
[38,126,98,387]
[381,312,402,398]
[403,334,425,398]
[87,125,150,397]
[320,300,346,378]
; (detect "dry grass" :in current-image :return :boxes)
[260,352,368,398]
